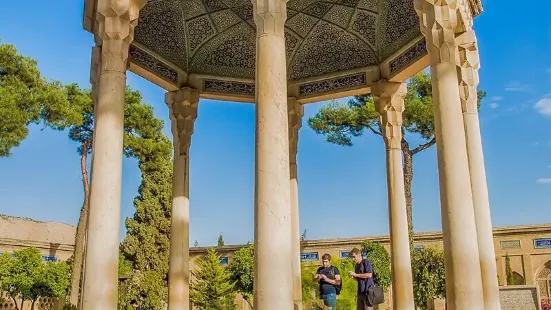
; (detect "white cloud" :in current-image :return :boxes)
[505,82,533,93]
[534,97,551,117]
[491,96,503,101]
[537,178,551,184]
[489,102,499,109]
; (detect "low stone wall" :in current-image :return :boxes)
[0,296,65,310]
[500,285,541,310]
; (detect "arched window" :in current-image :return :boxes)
[536,262,551,303]
[512,271,525,285]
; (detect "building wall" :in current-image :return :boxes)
[0,215,76,262]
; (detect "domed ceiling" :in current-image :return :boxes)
[132,0,422,82]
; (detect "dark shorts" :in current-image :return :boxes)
[356,294,374,310]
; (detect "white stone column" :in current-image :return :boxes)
[373,81,415,310]
[251,0,293,308]
[456,30,501,310]
[81,1,146,309]
[288,97,303,310]
[165,88,199,310]
[414,0,485,309]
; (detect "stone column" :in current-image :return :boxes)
[288,97,304,310]
[251,0,293,308]
[456,30,501,310]
[165,88,199,310]
[373,81,415,310]
[414,1,485,309]
[81,1,146,309]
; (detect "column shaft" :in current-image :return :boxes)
[81,1,144,308]
[288,98,304,310]
[252,0,293,308]
[373,81,414,310]
[414,1,485,309]
[166,88,199,310]
[457,30,501,310]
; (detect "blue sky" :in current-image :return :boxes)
[0,0,550,246]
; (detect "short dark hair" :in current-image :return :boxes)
[130,300,138,305]
[350,247,361,256]
[321,253,331,261]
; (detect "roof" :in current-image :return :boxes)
[83,0,483,103]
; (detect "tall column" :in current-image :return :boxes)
[251,0,293,308]
[414,1,485,309]
[373,81,415,310]
[288,97,304,310]
[457,30,501,310]
[165,88,199,310]
[81,1,146,309]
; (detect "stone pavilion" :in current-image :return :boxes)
[80,0,497,309]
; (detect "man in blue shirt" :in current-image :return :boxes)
[348,248,374,310]
[314,253,341,309]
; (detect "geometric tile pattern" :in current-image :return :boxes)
[299,72,367,96]
[132,0,424,83]
[389,38,427,76]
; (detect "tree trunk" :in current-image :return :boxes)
[31,299,36,310]
[401,139,414,253]
[11,296,20,310]
[69,140,92,307]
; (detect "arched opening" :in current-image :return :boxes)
[512,271,525,285]
[536,261,551,310]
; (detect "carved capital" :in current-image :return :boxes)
[90,46,102,106]
[414,0,459,65]
[251,0,287,37]
[456,30,480,114]
[96,0,147,73]
[457,0,473,32]
[165,88,199,156]
[372,81,407,150]
[288,97,303,164]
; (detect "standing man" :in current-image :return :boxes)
[348,248,374,310]
[314,253,341,309]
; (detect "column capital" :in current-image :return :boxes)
[165,88,199,156]
[372,81,407,150]
[251,0,287,37]
[414,0,459,65]
[96,0,147,73]
[288,97,303,163]
[456,30,480,114]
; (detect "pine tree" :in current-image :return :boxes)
[218,234,225,246]
[190,248,236,310]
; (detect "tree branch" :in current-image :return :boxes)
[411,137,436,155]
[366,125,382,136]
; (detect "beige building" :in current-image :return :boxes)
[0,215,75,262]
[190,223,551,306]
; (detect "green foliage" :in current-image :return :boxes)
[505,254,513,285]
[308,72,487,147]
[300,262,319,307]
[0,42,81,157]
[361,241,391,291]
[301,230,307,241]
[190,249,236,310]
[218,234,225,246]
[228,245,254,300]
[118,270,167,310]
[118,255,133,278]
[334,258,357,310]
[0,248,70,309]
[114,88,173,309]
[411,247,446,309]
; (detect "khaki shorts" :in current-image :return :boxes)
[356,294,374,310]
